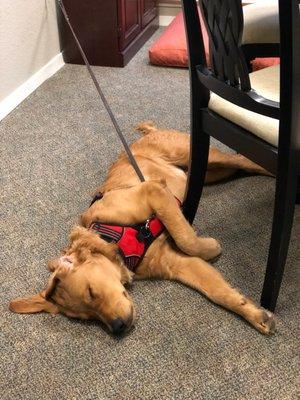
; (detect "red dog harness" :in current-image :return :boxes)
[90,217,164,271]
[89,192,180,271]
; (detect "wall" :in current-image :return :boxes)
[0,0,63,118]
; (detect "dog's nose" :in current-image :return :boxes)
[111,317,127,335]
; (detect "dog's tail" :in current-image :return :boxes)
[135,121,157,136]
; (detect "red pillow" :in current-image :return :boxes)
[149,11,209,68]
[252,57,280,71]
[149,11,279,72]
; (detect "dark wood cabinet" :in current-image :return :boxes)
[142,0,157,27]
[59,0,158,67]
[118,0,141,50]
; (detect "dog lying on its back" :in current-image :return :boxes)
[10,123,275,335]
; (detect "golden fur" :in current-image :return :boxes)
[10,123,275,335]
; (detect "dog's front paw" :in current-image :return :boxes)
[197,237,222,261]
[252,309,276,335]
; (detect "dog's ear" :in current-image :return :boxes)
[9,264,69,314]
[44,272,61,300]
[9,290,59,314]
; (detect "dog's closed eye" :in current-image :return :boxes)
[87,286,96,301]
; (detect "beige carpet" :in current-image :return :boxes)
[0,30,299,400]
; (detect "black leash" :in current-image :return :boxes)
[57,0,145,183]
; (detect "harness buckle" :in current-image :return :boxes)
[136,219,152,242]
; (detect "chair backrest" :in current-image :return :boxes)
[279,0,300,152]
[182,0,300,159]
[199,0,250,91]
[182,0,279,119]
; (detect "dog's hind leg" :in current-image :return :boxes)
[206,148,273,181]
[145,240,276,335]
[134,125,272,183]
[205,150,273,183]
[134,125,191,168]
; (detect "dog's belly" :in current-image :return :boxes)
[159,164,187,201]
[102,155,187,201]
[137,157,187,201]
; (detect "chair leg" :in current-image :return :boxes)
[260,172,298,312]
[296,177,300,205]
[181,0,210,224]
[245,55,254,73]
[182,93,210,224]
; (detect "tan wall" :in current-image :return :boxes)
[0,0,61,102]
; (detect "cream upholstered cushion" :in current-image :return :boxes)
[208,64,279,147]
[242,0,279,44]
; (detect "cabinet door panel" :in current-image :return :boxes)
[118,0,141,50]
[141,0,157,28]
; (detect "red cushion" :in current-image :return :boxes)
[149,11,209,68]
[149,11,280,72]
[252,57,280,71]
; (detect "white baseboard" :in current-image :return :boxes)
[159,15,177,26]
[0,52,64,121]
[159,4,181,26]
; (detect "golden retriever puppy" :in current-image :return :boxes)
[10,123,275,335]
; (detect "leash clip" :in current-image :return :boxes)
[136,219,152,242]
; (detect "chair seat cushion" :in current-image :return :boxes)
[243,0,279,44]
[208,65,279,147]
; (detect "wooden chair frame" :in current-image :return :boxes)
[181,0,300,311]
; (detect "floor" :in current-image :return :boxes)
[0,30,299,400]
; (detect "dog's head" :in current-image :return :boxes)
[9,226,135,335]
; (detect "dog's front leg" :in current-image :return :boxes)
[152,243,275,335]
[144,181,221,260]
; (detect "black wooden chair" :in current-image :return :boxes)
[181,0,300,312]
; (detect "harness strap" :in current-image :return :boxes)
[57,0,145,183]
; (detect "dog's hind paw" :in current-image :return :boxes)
[135,122,157,135]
